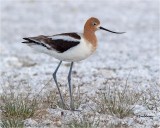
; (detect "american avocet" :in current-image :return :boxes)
[22,17,125,110]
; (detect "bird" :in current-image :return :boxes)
[22,17,125,110]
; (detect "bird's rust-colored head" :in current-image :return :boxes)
[84,17,100,32]
[83,17,125,49]
[84,17,125,34]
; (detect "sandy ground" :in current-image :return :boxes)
[0,0,160,127]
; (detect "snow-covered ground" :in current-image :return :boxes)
[0,0,159,127]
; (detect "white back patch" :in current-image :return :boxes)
[50,35,80,42]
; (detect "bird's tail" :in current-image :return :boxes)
[22,38,35,43]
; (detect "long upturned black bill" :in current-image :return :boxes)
[99,26,125,34]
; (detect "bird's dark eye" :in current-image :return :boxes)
[92,22,97,26]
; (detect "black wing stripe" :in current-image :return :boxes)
[48,39,80,53]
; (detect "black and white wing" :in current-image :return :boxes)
[22,33,81,53]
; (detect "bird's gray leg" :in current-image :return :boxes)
[68,62,74,110]
[53,61,65,107]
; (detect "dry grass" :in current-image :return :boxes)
[108,123,130,128]
[94,79,142,119]
[0,77,85,127]
[0,76,159,127]
[37,80,85,110]
[1,98,37,128]
[0,83,37,127]
[66,113,100,128]
[0,77,39,127]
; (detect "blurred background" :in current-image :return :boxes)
[0,0,159,90]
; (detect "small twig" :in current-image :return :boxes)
[33,78,52,99]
